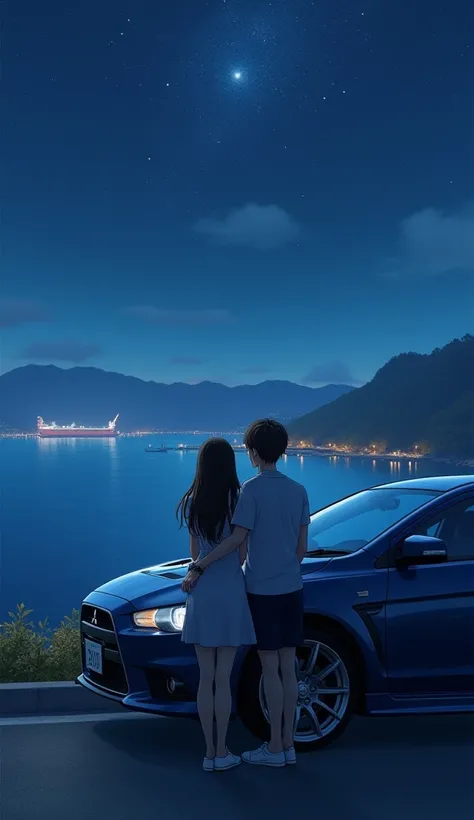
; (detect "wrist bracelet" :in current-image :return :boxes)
[188,562,204,575]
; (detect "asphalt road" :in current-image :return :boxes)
[0,711,473,820]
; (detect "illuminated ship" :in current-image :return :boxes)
[37,414,119,438]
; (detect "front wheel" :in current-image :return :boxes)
[237,629,359,751]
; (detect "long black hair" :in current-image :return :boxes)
[176,438,240,543]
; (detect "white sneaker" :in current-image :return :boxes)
[284,746,296,765]
[202,757,214,772]
[242,743,286,767]
[214,750,241,771]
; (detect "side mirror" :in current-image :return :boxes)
[396,534,448,568]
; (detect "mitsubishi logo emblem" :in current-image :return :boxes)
[91,609,98,626]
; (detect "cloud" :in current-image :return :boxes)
[20,341,102,364]
[386,204,474,277]
[169,356,204,366]
[0,298,48,328]
[240,366,270,374]
[194,203,300,251]
[122,306,232,326]
[303,361,357,385]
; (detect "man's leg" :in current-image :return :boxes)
[279,646,299,751]
[242,593,285,766]
[279,589,304,757]
[258,649,284,754]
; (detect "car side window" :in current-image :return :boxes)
[425,521,441,538]
[412,499,474,562]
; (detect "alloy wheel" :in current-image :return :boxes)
[258,638,351,743]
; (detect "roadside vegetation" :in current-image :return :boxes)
[0,604,82,683]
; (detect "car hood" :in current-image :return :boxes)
[95,559,191,610]
[94,555,333,611]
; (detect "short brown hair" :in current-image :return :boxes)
[243,418,288,464]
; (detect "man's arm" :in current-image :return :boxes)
[197,526,248,570]
[239,535,248,566]
[297,488,311,562]
[297,525,308,563]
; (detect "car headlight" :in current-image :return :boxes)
[133,605,186,632]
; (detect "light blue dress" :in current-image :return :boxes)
[181,517,256,648]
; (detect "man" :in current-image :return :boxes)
[183,418,310,766]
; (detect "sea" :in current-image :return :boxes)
[1,434,472,626]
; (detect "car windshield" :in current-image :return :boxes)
[308,489,441,555]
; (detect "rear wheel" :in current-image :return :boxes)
[237,628,360,751]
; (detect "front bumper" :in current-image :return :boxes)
[76,672,199,717]
[77,591,246,717]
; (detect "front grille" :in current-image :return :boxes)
[84,659,128,695]
[80,604,128,696]
[82,604,114,631]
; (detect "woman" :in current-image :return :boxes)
[177,438,256,772]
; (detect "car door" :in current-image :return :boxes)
[385,493,474,695]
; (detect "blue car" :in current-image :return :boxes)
[77,475,474,750]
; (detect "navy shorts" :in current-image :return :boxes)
[247,589,304,651]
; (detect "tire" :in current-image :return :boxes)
[237,627,360,751]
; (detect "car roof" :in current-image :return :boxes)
[373,475,474,493]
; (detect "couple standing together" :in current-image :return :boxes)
[177,418,310,772]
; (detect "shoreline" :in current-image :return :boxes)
[1,433,472,468]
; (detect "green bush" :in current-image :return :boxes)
[0,604,82,683]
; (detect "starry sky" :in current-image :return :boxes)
[1,0,473,386]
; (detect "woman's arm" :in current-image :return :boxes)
[190,533,199,562]
[239,535,248,566]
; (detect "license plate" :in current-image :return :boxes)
[85,638,103,675]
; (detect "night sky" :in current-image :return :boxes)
[1,0,473,386]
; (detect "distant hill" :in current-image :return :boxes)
[0,365,354,432]
[288,335,474,458]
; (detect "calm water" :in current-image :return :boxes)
[0,435,471,625]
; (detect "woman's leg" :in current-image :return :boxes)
[214,646,237,758]
[195,645,216,758]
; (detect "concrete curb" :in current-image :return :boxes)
[0,681,126,718]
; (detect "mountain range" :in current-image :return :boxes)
[288,334,474,458]
[0,365,354,432]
